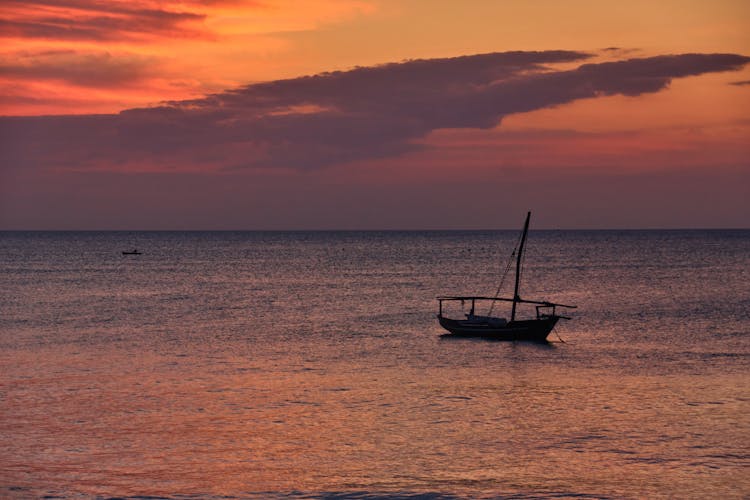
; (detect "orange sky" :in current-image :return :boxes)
[1,0,749,229]
[2,0,749,116]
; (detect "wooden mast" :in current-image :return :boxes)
[511,211,531,322]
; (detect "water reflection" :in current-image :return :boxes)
[438,335,558,348]
[1,230,748,498]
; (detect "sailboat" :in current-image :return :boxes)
[437,211,576,341]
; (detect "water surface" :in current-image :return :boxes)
[1,230,748,498]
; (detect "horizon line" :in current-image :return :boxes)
[2,227,749,232]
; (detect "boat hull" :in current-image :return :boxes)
[438,315,559,341]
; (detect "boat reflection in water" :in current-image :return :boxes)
[437,211,576,341]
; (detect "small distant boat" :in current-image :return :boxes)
[437,211,576,341]
[122,249,142,255]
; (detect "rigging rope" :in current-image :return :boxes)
[487,230,524,316]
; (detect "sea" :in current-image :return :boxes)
[1,230,748,499]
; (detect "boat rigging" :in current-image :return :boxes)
[436,211,576,341]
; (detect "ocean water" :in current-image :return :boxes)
[0,230,748,499]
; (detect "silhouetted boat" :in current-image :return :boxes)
[437,211,575,341]
[122,249,142,255]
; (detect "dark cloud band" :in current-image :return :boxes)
[1,51,748,172]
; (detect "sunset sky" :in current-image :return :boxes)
[1,0,749,229]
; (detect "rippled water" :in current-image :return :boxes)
[1,230,748,498]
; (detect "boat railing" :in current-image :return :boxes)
[437,295,576,319]
[437,295,577,308]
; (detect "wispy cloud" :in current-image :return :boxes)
[0,0,378,114]
[0,50,156,86]
[0,0,214,42]
[2,51,748,173]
